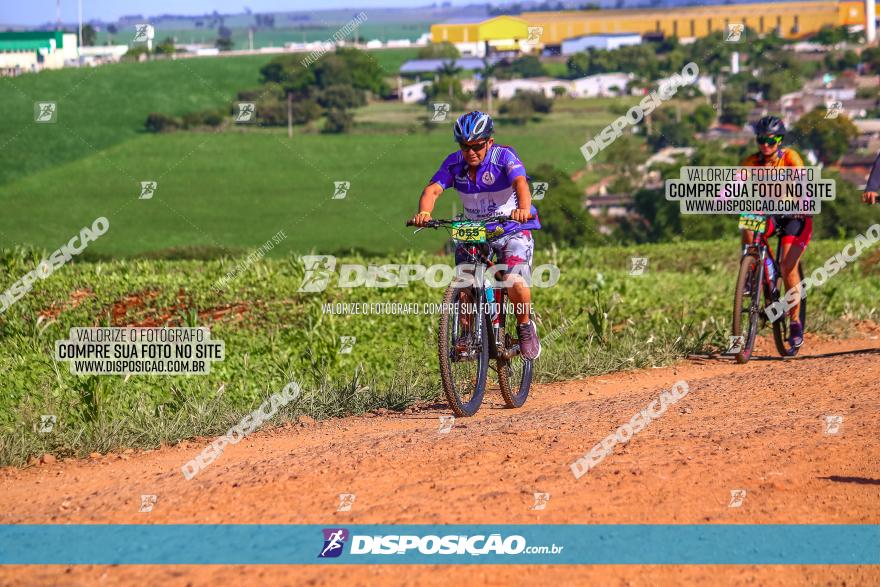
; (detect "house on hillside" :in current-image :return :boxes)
[400,80,432,103]
[493,76,570,99]
[569,73,633,97]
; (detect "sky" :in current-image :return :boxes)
[1,0,442,26]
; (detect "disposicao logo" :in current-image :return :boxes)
[318,528,349,558]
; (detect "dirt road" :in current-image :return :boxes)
[1,335,879,585]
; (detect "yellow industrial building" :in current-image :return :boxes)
[431,1,867,50]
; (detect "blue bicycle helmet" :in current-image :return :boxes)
[453,110,494,143]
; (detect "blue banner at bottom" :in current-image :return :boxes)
[0,525,877,565]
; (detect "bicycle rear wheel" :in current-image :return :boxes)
[773,261,807,357]
[732,254,761,364]
[438,284,488,417]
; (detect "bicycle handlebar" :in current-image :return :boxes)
[405,214,531,228]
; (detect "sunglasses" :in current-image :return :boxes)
[459,141,489,152]
[756,135,782,146]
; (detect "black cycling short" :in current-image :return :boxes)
[767,216,813,249]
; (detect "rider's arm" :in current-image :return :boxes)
[511,176,532,222]
[500,147,531,222]
[410,182,444,226]
[417,182,444,215]
[864,152,880,204]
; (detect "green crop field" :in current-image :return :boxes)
[0,54,626,257]
[3,53,880,467]
[1,240,877,466]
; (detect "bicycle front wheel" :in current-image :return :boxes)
[438,284,488,417]
[732,255,761,364]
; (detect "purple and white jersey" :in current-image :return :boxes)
[429,144,541,233]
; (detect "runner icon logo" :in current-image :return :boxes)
[728,489,747,508]
[728,335,745,354]
[139,494,157,512]
[438,415,455,434]
[530,492,550,510]
[432,103,451,122]
[39,415,57,433]
[337,493,356,512]
[726,23,745,42]
[824,415,843,434]
[630,257,648,276]
[319,528,349,558]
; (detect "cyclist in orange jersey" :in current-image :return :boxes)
[740,116,809,348]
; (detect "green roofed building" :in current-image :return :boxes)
[0,31,79,76]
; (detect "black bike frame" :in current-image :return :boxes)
[458,243,505,360]
[746,228,784,320]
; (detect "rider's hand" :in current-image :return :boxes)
[864,191,878,205]
[410,211,432,227]
[511,208,531,223]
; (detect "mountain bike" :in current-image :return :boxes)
[731,214,807,363]
[406,215,534,417]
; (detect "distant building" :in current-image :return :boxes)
[649,73,716,96]
[0,31,78,76]
[78,44,129,66]
[430,15,540,57]
[399,57,502,74]
[569,72,633,97]
[837,152,876,189]
[493,76,570,99]
[400,80,431,103]
[385,39,413,48]
[561,33,641,55]
[432,1,868,50]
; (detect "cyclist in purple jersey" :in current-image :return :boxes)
[409,111,542,359]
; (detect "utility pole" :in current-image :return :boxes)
[56,0,61,30]
[486,76,493,115]
[867,0,877,45]
[78,0,83,63]
[248,28,254,51]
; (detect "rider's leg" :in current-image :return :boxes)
[507,274,531,325]
[495,231,540,359]
[778,217,811,322]
[495,230,535,324]
[778,240,805,320]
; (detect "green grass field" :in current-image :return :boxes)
[3,52,880,467]
[0,55,625,257]
[1,239,877,466]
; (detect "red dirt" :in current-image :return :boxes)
[101,289,249,327]
[37,288,94,320]
[1,336,878,585]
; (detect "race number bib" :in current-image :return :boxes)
[738,214,766,232]
[451,221,487,243]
